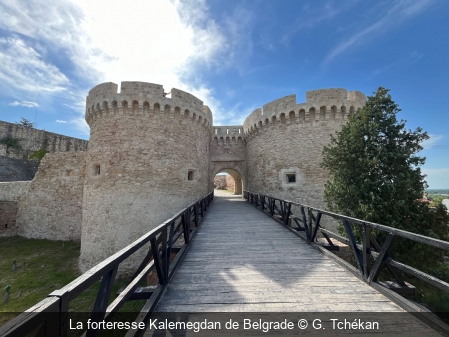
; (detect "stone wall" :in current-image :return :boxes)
[214,175,226,188]
[16,152,85,241]
[0,201,18,236]
[226,174,235,191]
[0,156,39,182]
[0,181,30,201]
[80,81,212,273]
[0,120,88,160]
[243,88,366,229]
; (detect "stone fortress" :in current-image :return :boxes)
[0,81,366,272]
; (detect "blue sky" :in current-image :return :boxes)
[0,0,448,188]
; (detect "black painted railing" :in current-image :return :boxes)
[0,192,214,337]
[243,190,449,297]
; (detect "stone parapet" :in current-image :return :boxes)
[243,88,366,136]
[85,82,212,133]
[0,120,88,160]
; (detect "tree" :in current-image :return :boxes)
[16,118,35,128]
[321,87,449,271]
[321,87,449,313]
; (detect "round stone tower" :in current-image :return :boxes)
[79,81,212,273]
[243,88,366,210]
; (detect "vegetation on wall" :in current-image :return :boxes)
[0,136,22,151]
[15,118,35,128]
[28,148,48,162]
[321,87,449,313]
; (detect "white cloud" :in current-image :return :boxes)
[323,0,434,64]
[56,120,68,123]
[69,117,90,136]
[9,100,39,107]
[0,37,69,93]
[0,0,109,85]
[422,134,444,150]
[0,0,256,127]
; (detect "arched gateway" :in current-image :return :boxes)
[209,125,247,195]
[212,168,244,195]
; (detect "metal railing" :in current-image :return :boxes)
[243,190,449,296]
[0,192,214,337]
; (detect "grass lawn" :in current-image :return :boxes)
[0,236,145,329]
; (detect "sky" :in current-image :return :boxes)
[0,0,448,188]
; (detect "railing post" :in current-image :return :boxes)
[150,231,167,285]
[200,200,204,217]
[166,222,175,280]
[301,206,308,237]
[310,212,322,242]
[343,219,364,274]
[194,203,199,227]
[47,289,70,337]
[182,209,190,244]
[362,224,371,279]
[86,266,118,337]
[283,202,291,227]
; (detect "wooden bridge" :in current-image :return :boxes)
[1,190,449,336]
[156,190,404,313]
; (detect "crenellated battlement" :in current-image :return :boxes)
[243,88,366,137]
[211,125,245,145]
[85,82,212,130]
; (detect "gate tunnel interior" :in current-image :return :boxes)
[213,168,243,195]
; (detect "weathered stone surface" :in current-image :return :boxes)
[80,82,212,273]
[16,152,85,241]
[243,88,366,229]
[0,201,18,236]
[226,174,235,191]
[214,175,226,188]
[0,156,38,181]
[0,181,30,201]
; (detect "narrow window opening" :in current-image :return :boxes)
[226,129,229,134]
[94,165,101,176]
[238,129,241,134]
[188,170,194,181]
[286,174,296,183]
[5,224,7,229]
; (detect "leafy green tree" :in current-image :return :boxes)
[321,87,449,270]
[16,118,35,128]
[0,136,22,150]
[321,87,449,315]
